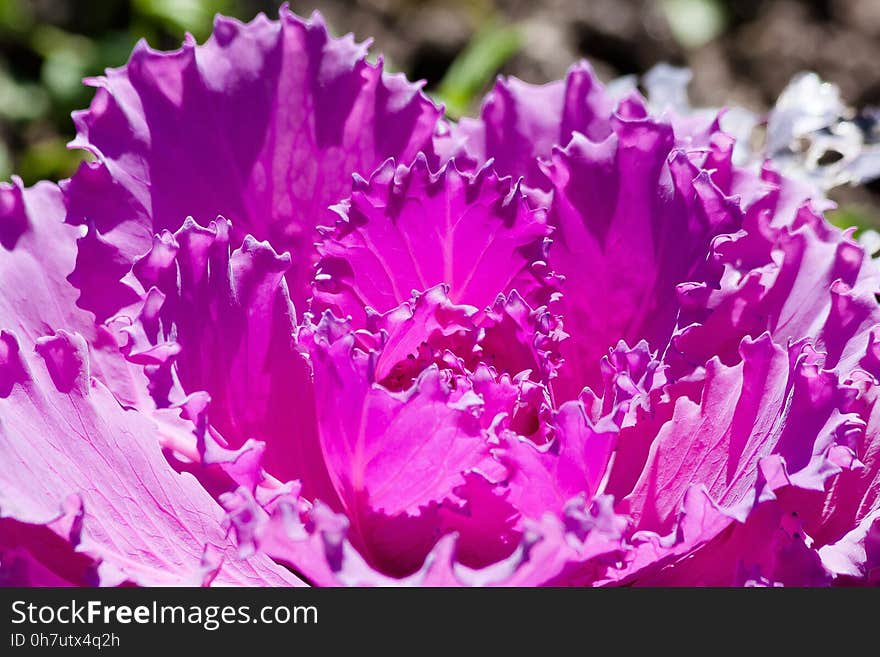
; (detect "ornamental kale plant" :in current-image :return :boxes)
[1,8,878,587]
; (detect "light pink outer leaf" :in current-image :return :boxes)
[0,179,148,408]
[0,330,301,586]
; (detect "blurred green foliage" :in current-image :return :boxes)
[132,0,235,38]
[828,204,880,236]
[661,0,726,50]
[434,21,520,119]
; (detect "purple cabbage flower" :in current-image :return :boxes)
[1,8,878,587]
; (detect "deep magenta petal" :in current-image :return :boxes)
[314,157,551,325]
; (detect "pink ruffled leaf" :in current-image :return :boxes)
[545,114,742,402]
[494,403,617,521]
[62,8,443,315]
[222,487,629,586]
[447,62,615,190]
[117,217,337,507]
[621,334,863,534]
[673,202,880,380]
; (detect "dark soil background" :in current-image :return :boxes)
[1,0,878,222]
